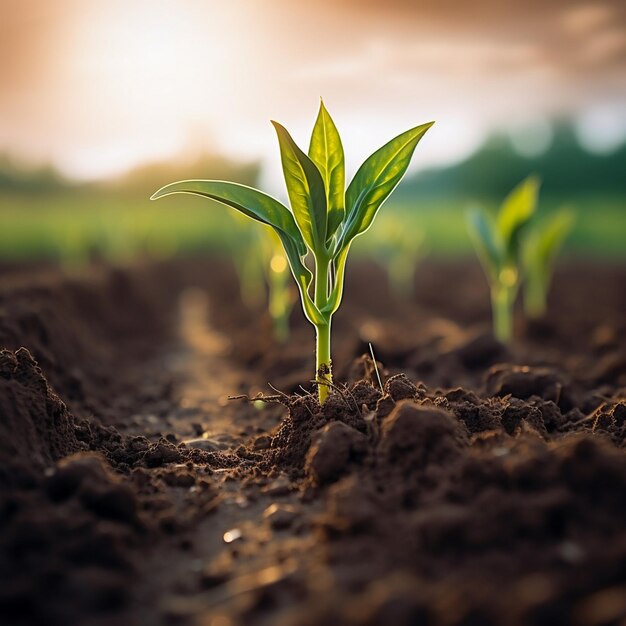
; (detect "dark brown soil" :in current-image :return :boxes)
[0,256,625,626]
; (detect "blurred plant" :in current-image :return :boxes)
[228,213,295,341]
[260,229,296,343]
[228,212,267,309]
[56,211,139,267]
[152,101,433,402]
[466,175,540,343]
[522,208,575,319]
[371,217,425,299]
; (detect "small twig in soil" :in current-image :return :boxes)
[343,386,362,415]
[228,392,286,405]
[368,342,384,393]
[267,383,291,400]
[314,378,360,415]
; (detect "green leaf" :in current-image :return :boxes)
[525,208,575,271]
[308,100,345,243]
[466,208,502,279]
[340,121,434,248]
[272,121,328,252]
[322,243,351,315]
[151,179,322,323]
[274,229,322,324]
[150,179,307,256]
[497,175,540,251]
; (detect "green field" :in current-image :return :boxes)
[0,190,624,264]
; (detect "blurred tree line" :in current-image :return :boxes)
[396,122,626,200]
[0,153,259,195]
[0,155,66,193]
[1,121,624,199]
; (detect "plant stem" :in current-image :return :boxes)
[524,274,547,319]
[314,254,329,305]
[315,321,332,403]
[491,285,515,344]
[272,310,290,344]
[268,267,292,343]
[314,253,332,403]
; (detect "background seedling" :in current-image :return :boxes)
[228,212,267,309]
[523,208,576,319]
[216,213,296,342]
[370,215,425,300]
[259,229,296,343]
[466,175,540,343]
[152,101,433,402]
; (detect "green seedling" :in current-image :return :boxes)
[228,211,267,309]
[152,101,433,402]
[260,229,296,343]
[228,214,295,341]
[466,175,540,343]
[371,217,425,299]
[523,208,575,319]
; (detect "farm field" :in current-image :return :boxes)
[2,1,626,624]
[1,253,625,625]
[1,191,625,262]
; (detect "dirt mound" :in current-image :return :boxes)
[0,348,84,487]
[0,452,141,625]
[238,350,626,626]
[268,383,372,475]
[0,262,226,626]
[0,264,181,421]
[0,258,625,626]
[277,381,626,626]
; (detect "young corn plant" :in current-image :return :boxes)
[152,101,434,402]
[228,216,295,342]
[466,175,540,343]
[523,208,575,319]
[259,229,296,343]
[370,217,425,300]
[228,212,267,309]
[225,215,295,342]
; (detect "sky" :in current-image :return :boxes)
[1,0,625,193]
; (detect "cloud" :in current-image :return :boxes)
[0,0,625,178]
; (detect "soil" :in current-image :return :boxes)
[0,256,625,626]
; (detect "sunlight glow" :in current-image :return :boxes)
[270,255,288,274]
[576,104,626,154]
[57,0,240,179]
[508,118,554,158]
[1,0,625,182]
